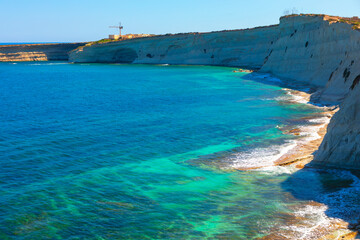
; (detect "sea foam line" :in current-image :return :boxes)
[228,87,330,171]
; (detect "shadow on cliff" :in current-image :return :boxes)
[281,163,360,236]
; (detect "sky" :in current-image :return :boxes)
[1,0,359,43]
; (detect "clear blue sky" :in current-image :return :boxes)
[1,0,359,43]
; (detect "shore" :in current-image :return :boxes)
[228,86,357,239]
[250,89,358,239]
[274,89,336,170]
[232,88,335,171]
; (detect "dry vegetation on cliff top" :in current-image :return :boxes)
[281,14,360,30]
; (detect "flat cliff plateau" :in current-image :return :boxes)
[0,43,86,62]
[69,14,360,170]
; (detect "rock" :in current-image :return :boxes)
[0,43,86,62]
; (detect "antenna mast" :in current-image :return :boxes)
[109,22,124,37]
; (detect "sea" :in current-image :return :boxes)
[1,62,360,239]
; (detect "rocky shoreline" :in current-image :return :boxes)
[274,90,336,169]
[238,89,359,239]
[69,13,360,170]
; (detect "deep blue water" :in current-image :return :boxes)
[1,62,353,239]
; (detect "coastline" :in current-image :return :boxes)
[3,12,360,239]
[2,61,359,239]
[231,88,334,171]
[249,89,359,239]
[274,89,336,169]
[228,87,358,239]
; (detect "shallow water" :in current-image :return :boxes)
[0,62,358,239]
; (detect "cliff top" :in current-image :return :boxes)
[74,13,360,51]
[82,23,280,48]
[281,14,360,29]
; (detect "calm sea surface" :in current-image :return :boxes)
[1,62,359,239]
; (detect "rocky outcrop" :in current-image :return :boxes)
[0,43,86,62]
[69,15,360,169]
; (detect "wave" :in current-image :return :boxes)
[319,170,360,224]
[226,141,298,169]
[281,203,335,239]
[227,91,330,170]
[280,169,360,239]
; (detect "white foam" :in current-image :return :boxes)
[47,62,68,65]
[228,141,297,169]
[308,116,330,124]
[319,170,360,224]
[281,204,335,240]
[228,111,329,170]
[227,75,331,172]
[29,62,68,66]
[254,165,297,175]
[263,89,310,104]
[297,116,330,143]
[286,92,309,104]
[281,170,360,239]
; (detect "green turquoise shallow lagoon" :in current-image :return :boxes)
[1,62,360,239]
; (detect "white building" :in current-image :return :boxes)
[109,35,120,40]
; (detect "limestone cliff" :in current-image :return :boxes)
[261,15,360,105]
[311,81,360,169]
[68,15,360,169]
[0,43,85,62]
[69,26,280,69]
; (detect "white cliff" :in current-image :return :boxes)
[69,26,280,68]
[312,79,360,168]
[261,15,360,105]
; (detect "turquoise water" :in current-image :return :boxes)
[0,62,344,239]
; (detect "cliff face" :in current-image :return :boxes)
[0,43,86,62]
[69,15,360,170]
[261,15,360,105]
[259,16,360,169]
[312,82,360,168]
[69,26,280,69]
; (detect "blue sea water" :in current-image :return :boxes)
[1,62,360,239]
[0,42,68,45]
